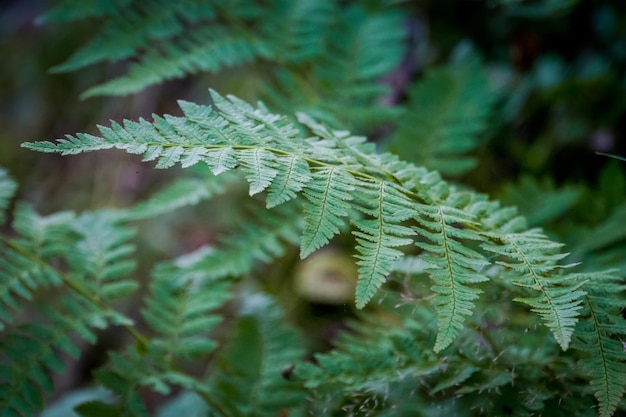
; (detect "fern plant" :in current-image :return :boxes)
[2,1,626,416]
[17,88,626,416]
[41,0,404,129]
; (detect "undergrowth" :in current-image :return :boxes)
[1,0,625,416]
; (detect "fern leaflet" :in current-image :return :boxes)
[414,201,489,352]
[128,174,232,220]
[388,60,495,176]
[204,297,306,417]
[0,295,106,417]
[67,211,138,303]
[353,180,415,308]
[301,167,355,258]
[573,272,626,417]
[481,227,585,350]
[0,203,73,328]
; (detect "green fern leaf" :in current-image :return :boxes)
[129,175,231,220]
[263,0,335,63]
[414,202,489,352]
[573,272,626,417]
[21,90,594,355]
[388,60,495,176]
[499,176,583,227]
[297,313,440,392]
[0,168,17,227]
[0,204,74,328]
[266,5,405,129]
[0,295,104,417]
[353,180,415,309]
[205,297,306,417]
[238,148,278,195]
[50,0,209,73]
[67,211,138,303]
[85,368,149,417]
[481,228,585,350]
[82,27,270,98]
[155,203,301,283]
[142,252,234,362]
[300,167,355,258]
[266,155,312,208]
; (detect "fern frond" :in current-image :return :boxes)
[266,154,312,208]
[22,90,590,338]
[82,26,270,98]
[499,176,583,227]
[0,168,17,226]
[67,211,138,303]
[78,368,149,417]
[205,297,306,416]
[297,313,440,393]
[300,167,355,258]
[388,60,495,176]
[0,203,74,328]
[481,226,585,350]
[353,180,415,308]
[573,272,626,417]
[266,5,406,128]
[0,295,105,417]
[66,249,236,413]
[128,174,233,220]
[142,252,234,363]
[414,199,489,352]
[155,203,301,283]
[50,0,213,73]
[262,0,335,63]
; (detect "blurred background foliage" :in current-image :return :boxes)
[1,0,626,413]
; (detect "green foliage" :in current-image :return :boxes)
[41,0,404,129]
[0,169,17,227]
[573,272,626,417]
[0,295,105,417]
[204,297,306,416]
[2,1,626,416]
[388,60,495,176]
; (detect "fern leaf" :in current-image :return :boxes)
[297,314,440,392]
[0,168,17,227]
[499,176,583,227]
[0,204,74,328]
[67,211,138,303]
[573,272,626,417]
[129,175,231,220]
[142,252,234,362]
[414,202,489,352]
[83,368,149,417]
[0,295,104,417]
[481,228,585,350]
[266,5,405,129]
[266,155,312,208]
[238,148,278,195]
[300,167,355,258]
[388,60,495,176]
[82,27,270,98]
[50,0,208,73]
[155,203,301,283]
[353,180,415,309]
[263,0,335,63]
[205,297,306,417]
